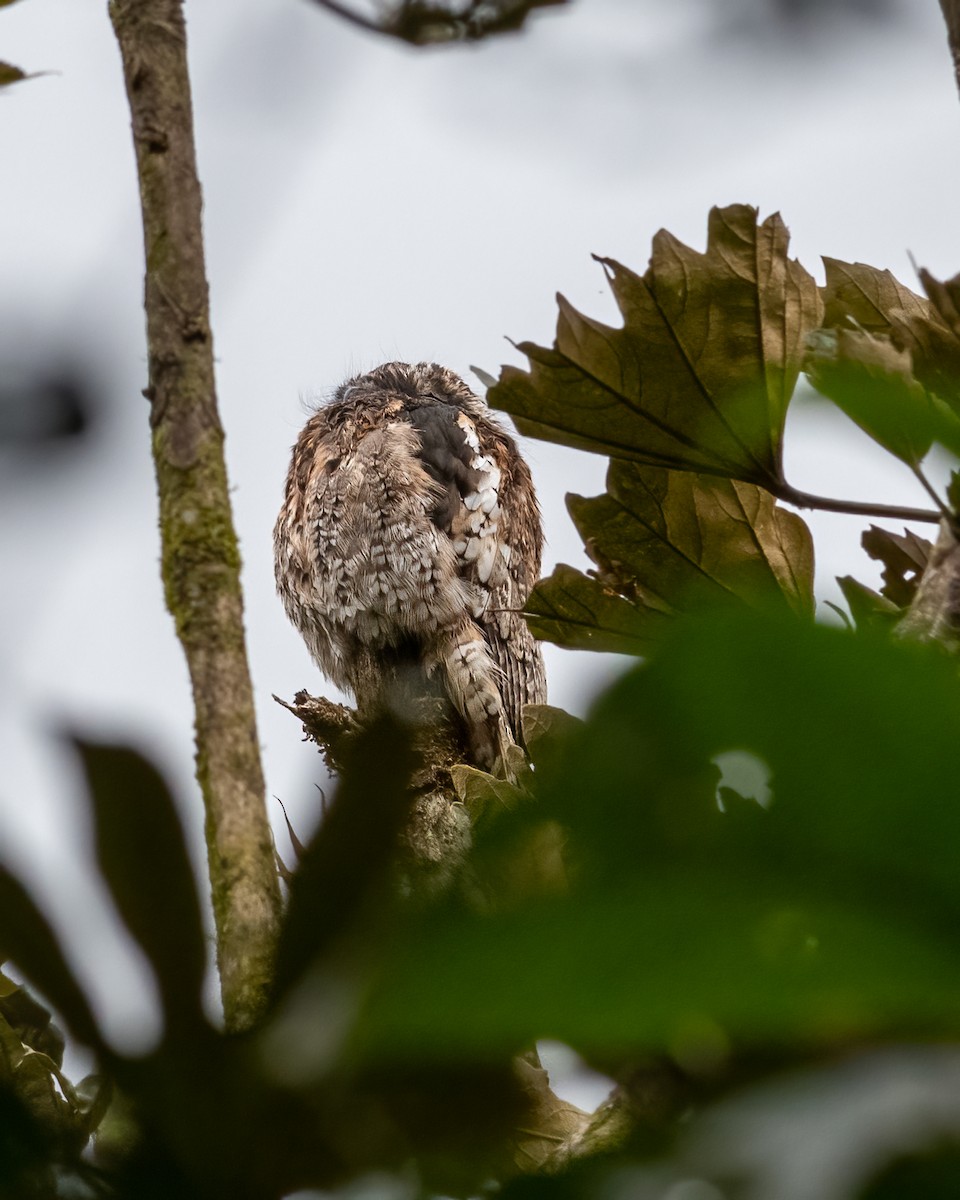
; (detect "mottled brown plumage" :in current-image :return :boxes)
[274,362,545,772]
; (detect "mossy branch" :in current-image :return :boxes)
[897,518,960,646]
[109,0,281,1032]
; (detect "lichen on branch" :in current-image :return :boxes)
[109,0,281,1033]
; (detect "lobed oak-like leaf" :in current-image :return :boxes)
[492,204,822,490]
[525,465,814,653]
[821,258,960,422]
[916,266,960,405]
[861,524,933,607]
[523,561,666,654]
[811,261,960,464]
[804,327,960,465]
[571,463,814,618]
[821,257,934,335]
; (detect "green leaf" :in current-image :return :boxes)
[451,765,526,821]
[520,704,584,767]
[822,258,960,415]
[74,740,206,1038]
[569,463,814,618]
[863,1146,960,1200]
[523,562,664,653]
[491,205,822,490]
[348,608,960,1064]
[836,575,901,633]
[805,323,960,463]
[805,328,934,464]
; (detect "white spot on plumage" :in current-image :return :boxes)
[476,538,498,585]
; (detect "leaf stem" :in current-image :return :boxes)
[910,462,953,520]
[306,0,385,36]
[775,483,941,525]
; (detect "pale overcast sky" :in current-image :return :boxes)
[1,0,959,1048]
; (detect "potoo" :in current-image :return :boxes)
[274,362,545,773]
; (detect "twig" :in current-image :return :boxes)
[939,0,960,100]
[108,0,282,1033]
[272,692,359,775]
[308,0,385,36]
[774,483,940,525]
[910,463,953,522]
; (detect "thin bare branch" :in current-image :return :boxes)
[940,0,960,100]
[308,0,384,35]
[775,483,940,525]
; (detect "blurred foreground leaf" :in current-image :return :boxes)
[0,866,101,1051]
[0,62,27,86]
[836,575,901,633]
[76,740,207,1040]
[348,608,960,1064]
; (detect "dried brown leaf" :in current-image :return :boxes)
[822,258,960,412]
[862,524,934,607]
[524,562,666,654]
[570,463,815,618]
[822,257,934,335]
[0,62,27,86]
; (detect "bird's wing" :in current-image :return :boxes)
[408,402,546,739]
